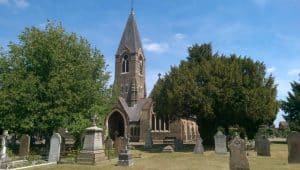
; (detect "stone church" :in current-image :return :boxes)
[105,9,199,144]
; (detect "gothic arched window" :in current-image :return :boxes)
[122,55,129,73]
[139,56,143,75]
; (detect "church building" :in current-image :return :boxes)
[105,9,199,144]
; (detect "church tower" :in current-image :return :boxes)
[114,9,146,107]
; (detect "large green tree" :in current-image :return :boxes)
[0,22,112,140]
[151,44,279,143]
[281,78,300,131]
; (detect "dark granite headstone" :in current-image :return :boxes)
[287,132,300,164]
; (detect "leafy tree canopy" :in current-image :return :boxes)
[151,43,279,143]
[0,22,113,139]
[281,78,300,131]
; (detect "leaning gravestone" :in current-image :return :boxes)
[256,135,270,156]
[48,133,62,162]
[194,135,204,154]
[229,135,250,170]
[144,128,153,149]
[214,131,227,154]
[19,134,30,159]
[287,132,300,163]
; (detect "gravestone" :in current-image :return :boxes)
[118,137,134,166]
[0,130,9,161]
[48,133,62,162]
[19,134,30,159]
[162,145,174,153]
[114,137,125,154]
[144,128,153,149]
[105,138,113,150]
[77,115,106,165]
[256,135,270,156]
[193,135,204,154]
[287,132,300,163]
[229,135,250,170]
[214,131,227,154]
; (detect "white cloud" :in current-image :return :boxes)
[0,0,29,8]
[287,69,300,76]
[266,67,276,74]
[174,33,186,40]
[144,42,169,53]
[14,0,29,8]
[0,0,9,5]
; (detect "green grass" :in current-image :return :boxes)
[31,143,300,170]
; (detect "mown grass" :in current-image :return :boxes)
[31,143,300,170]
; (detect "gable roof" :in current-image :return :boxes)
[118,97,152,122]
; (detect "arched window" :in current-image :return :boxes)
[139,56,143,75]
[122,55,129,73]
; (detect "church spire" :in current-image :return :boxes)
[116,6,143,55]
[114,7,146,107]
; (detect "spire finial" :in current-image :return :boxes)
[130,0,134,14]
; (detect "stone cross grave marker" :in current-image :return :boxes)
[48,133,62,162]
[256,135,270,156]
[229,135,250,170]
[19,134,30,159]
[194,135,204,154]
[214,130,227,154]
[287,132,300,163]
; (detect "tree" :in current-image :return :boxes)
[281,78,300,131]
[151,43,279,144]
[0,22,112,142]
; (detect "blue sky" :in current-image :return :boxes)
[0,0,299,126]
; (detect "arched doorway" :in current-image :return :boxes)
[108,111,125,140]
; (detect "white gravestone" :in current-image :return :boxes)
[48,133,62,162]
[214,131,227,154]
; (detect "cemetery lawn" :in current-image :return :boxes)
[32,143,300,170]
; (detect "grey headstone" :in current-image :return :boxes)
[214,131,227,154]
[144,128,153,149]
[48,133,61,162]
[194,136,204,154]
[229,135,250,170]
[77,125,106,165]
[256,135,270,156]
[287,132,300,164]
[105,138,113,150]
[162,145,174,153]
[19,134,30,159]
[118,136,134,166]
[0,130,9,162]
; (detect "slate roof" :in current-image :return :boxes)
[116,10,143,55]
[118,97,152,122]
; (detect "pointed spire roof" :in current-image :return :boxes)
[116,10,143,55]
